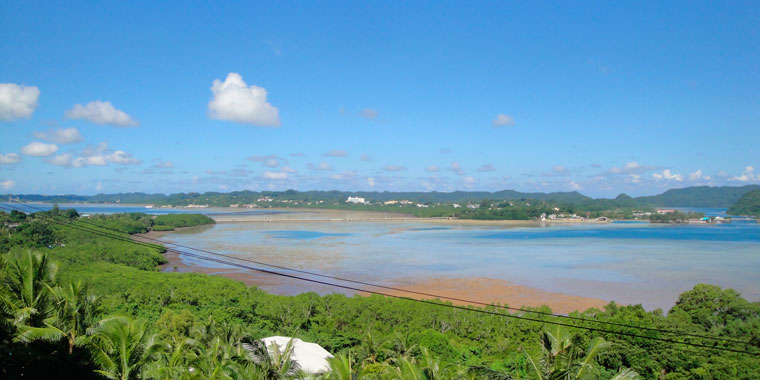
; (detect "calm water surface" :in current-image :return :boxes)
[163,214,760,311]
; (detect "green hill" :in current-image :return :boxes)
[727,190,760,217]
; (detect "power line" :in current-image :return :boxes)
[2,203,758,356]
[5,202,752,346]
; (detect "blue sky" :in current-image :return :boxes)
[1,1,758,197]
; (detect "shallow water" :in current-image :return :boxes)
[163,215,760,311]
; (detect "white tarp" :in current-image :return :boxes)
[262,336,334,374]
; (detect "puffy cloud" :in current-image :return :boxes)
[33,127,83,144]
[568,181,582,190]
[731,166,756,182]
[491,114,514,127]
[0,179,15,189]
[47,142,141,167]
[652,169,683,181]
[263,171,288,180]
[360,154,372,162]
[0,83,39,121]
[367,177,375,187]
[425,165,440,172]
[104,150,141,165]
[282,166,297,173]
[0,153,21,164]
[66,101,138,127]
[382,165,407,172]
[359,108,378,119]
[21,142,58,156]
[476,164,495,172]
[462,176,476,187]
[323,150,348,157]
[688,169,711,181]
[208,73,280,126]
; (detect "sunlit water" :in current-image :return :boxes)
[163,216,760,311]
[8,203,758,310]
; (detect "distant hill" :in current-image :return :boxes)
[633,185,760,208]
[3,185,759,208]
[727,190,760,217]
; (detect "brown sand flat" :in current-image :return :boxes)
[132,220,610,314]
[376,277,609,314]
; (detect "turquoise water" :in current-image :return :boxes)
[164,214,760,311]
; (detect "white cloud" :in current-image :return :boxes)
[48,153,84,168]
[21,142,58,156]
[208,73,280,126]
[688,169,711,181]
[323,150,348,157]
[66,101,138,127]
[282,166,297,173]
[367,177,375,187]
[477,164,495,172]
[491,114,515,127]
[359,108,378,119]
[33,127,83,144]
[106,150,141,165]
[425,165,440,172]
[731,166,756,182]
[0,153,21,164]
[652,169,683,181]
[568,181,582,190]
[329,170,357,180]
[462,176,476,187]
[46,142,141,167]
[0,83,39,121]
[263,171,288,180]
[382,165,407,172]
[0,179,15,190]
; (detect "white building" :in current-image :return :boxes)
[346,196,366,204]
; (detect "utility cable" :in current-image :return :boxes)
[2,202,758,355]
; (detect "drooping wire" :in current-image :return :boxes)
[1,202,757,356]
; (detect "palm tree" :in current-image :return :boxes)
[523,326,640,380]
[87,316,166,380]
[0,250,57,329]
[15,280,100,354]
[241,337,304,379]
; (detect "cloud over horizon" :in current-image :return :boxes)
[0,83,39,121]
[66,101,138,127]
[33,127,83,144]
[208,73,281,127]
[21,142,58,156]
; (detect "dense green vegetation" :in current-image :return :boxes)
[1,209,759,379]
[648,211,706,223]
[727,190,760,217]
[6,184,760,210]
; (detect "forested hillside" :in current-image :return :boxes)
[728,190,760,217]
[5,185,759,208]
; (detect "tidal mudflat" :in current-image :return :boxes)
[158,209,760,312]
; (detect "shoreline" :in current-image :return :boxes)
[132,215,613,314]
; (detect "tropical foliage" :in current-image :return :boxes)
[1,209,758,379]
